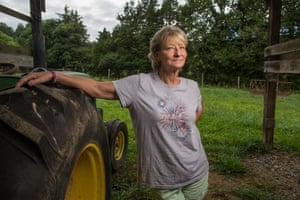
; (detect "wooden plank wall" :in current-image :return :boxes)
[264,38,300,73]
[0,44,33,74]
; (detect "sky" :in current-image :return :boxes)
[1,0,186,42]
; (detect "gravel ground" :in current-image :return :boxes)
[242,150,300,200]
[205,149,300,200]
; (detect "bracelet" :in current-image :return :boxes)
[50,71,57,84]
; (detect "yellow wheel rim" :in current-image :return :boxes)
[114,131,125,161]
[65,143,106,200]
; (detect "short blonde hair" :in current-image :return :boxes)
[148,25,188,72]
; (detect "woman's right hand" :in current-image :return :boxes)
[15,71,55,88]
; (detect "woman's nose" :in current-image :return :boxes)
[174,47,180,56]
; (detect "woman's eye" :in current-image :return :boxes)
[167,47,175,50]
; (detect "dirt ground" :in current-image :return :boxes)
[205,150,300,200]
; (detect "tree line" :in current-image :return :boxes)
[0,0,299,88]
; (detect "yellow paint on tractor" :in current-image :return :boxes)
[65,143,106,200]
[114,130,126,161]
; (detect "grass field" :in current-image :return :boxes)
[96,87,300,200]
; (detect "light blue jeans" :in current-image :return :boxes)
[150,173,208,200]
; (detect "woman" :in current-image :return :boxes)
[16,25,209,200]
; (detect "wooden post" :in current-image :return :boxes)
[262,0,282,149]
[30,0,46,68]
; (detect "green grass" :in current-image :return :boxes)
[96,87,300,199]
[233,178,278,200]
[233,188,276,200]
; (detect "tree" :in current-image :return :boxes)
[42,19,58,53]
[0,32,18,46]
[0,22,15,38]
[102,0,161,75]
[15,23,32,48]
[0,22,29,47]
[159,0,180,25]
[92,28,114,76]
[179,0,268,85]
[281,0,300,40]
[46,6,90,71]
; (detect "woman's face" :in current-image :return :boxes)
[158,36,187,72]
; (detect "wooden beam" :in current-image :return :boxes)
[0,4,31,22]
[264,38,300,57]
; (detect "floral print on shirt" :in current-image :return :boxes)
[158,95,191,138]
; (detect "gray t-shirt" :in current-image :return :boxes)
[113,73,208,189]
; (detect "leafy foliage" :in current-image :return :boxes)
[1,0,299,86]
[0,31,18,46]
[46,6,90,70]
[0,22,15,36]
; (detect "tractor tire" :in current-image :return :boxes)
[0,84,111,200]
[105,119,128,172]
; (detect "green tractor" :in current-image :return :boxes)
[0,1,128,200]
